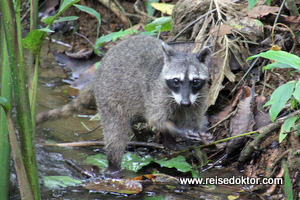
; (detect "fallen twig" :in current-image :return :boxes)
[42,141,164,149]
[238,109,300,164]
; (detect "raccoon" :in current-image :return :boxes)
[92,35,212,176]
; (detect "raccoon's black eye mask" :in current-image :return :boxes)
[166,78,206,94]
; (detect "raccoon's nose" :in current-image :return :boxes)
[181,99,191,107]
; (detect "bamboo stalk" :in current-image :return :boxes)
[0,0,40,199]
[0,21,11,200]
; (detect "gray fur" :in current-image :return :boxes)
[93,35,211,174]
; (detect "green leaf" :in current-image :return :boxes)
[73,4,101,26]
[23,30,47,54]
[39,27,54,33]
[0,97,10,112]
[279,116,298,142]
[54,16,79,23]
[248,0,258,10]
[85,154,108,169]
[262,62,295,72]
[293,81,300,101]
[121,152,153,172]
[146,0,159,17]
[266,0,272,5]
[95,29,138,48]
[155,155,193,173]
[283,164,293,200]
[43,0,80,25]
[145,16,172,32]
[43,176,82,189]
[144,196,165,200]
[264,81,295,122]
[247,50,300,71]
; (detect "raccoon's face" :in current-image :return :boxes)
[161,43,211,107]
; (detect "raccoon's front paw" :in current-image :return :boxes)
[183,129,201,141]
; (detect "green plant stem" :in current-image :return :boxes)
[0,0,40,199]
[0,21,11,200]
[29,0,39,128]
[0,105,35,200]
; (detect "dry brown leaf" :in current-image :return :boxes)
[209,88,243,125]
[226,86,255,155]
[285,16,300,23]
[248,6,280,18]
[210,24,232,37]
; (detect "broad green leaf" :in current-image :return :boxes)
[247,50,300,71]
[23,30,47,54]
[283,164,293,200]
[293,81,300,101]
[262,62,294,72]
[264,81,295,122]
[43,0,80,25]
[248,0,258,10]
[146,0,159,17]
[279,116,298,142]
[54,16,79,23]
[73,4,101,26]
[43,176,82,189]
[155,155,193,173]
[85,153,108,168]
[145,16,172,32]
[95,29,138,48]
[0,97,10,111]
[122,152,153,172]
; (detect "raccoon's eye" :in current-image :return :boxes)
[192,78,201,86]
[173,78,180,86]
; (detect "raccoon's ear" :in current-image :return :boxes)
[161,42,177,61]
[197,47,212,66]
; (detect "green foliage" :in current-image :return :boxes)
[23,30,47,54]
[264,81,295,122]
[73,4,101,27]
[85,153,108,168]
[248,50,300,72]
[94,29,138,48]
[248,0,258,10]
[54,16,79,23]
[248,50,300,142]
[42,176,82,189]
[146,0,160,17]
[144,16,172,33]
[85,152,198,175]
[280,116,298,142]
[283,163,293,200]
[0,97,10,112]
[42,0,80,25]
[144,196,165,200]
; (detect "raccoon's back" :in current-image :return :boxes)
[93,36,165,112]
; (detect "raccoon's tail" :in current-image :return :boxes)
[36,83,95,125]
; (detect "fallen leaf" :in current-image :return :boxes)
[248,6,280,18]
[285,16,300,23]
[83,179,142,194]
[151,3,174,15]
[226,86,255,155]
[209,88,243,125]
[210,24,232,37]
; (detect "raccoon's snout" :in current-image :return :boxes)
[180,98,191,107]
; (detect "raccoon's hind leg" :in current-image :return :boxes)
[100,110,131,177]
